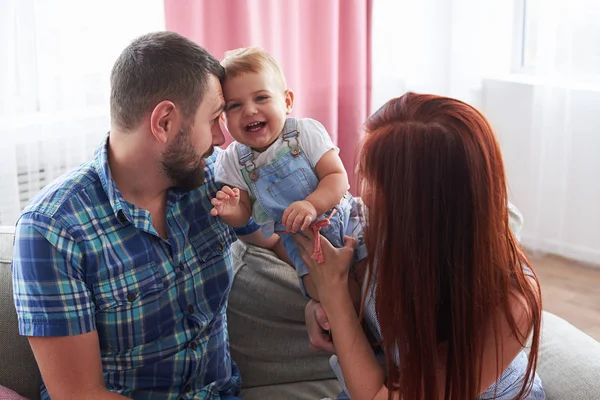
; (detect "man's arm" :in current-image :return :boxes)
[12,214,124,399]
[238,229,293,266]
[29,333,128,399]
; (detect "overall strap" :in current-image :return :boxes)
[235,142,259,182]
[281,118,302,157]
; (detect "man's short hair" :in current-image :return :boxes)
[221,47,287,90]
[110,31,224,130]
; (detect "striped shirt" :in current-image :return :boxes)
[11,137,258,399]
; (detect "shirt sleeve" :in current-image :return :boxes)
[11,212,95,337]
[298,118,339,168]
[214,144,250,192]
[232,217,262,236]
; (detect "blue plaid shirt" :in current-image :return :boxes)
[11,138,259,399]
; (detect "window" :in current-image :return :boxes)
[514,0,600,84]
[0,0,165,225]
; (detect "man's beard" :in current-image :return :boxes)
[161,128,213,191]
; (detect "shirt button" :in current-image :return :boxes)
[188,304,194,314]
[190,342,197,350]
[185,384,191,392]
[127,293,137,302]
[217,242,224,251]
[179,263,185,271]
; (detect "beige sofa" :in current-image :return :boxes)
[1,226,600,399]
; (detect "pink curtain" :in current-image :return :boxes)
[164,0,371,189]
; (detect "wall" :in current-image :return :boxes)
[482,78,600,265]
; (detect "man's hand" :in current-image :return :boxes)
[305,300,335,353]
[282,200,317,233]
[210,186,241,217]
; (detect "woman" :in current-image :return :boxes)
[294,93,545,399]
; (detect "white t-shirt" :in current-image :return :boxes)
[215,117,338,191]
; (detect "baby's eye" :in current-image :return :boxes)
[227,103,240,110]
[256,95,269,101]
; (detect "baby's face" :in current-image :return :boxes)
[222,70,293,152]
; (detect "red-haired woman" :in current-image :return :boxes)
[295,93,546,399]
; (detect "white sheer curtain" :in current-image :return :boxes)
[371,0,515,111]
[371,0,600,264]
[0,0,165,226]
[511,0,600,264]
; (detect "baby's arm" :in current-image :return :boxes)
[282,150,350,232]
[210,186,252,228]
[238,229,294,267]
[307,149,350,215]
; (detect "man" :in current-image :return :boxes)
[11,31,267,399]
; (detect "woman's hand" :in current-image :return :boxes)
[305,300,336,353]
[292,229,355,301]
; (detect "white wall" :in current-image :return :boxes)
[482,78,600,265]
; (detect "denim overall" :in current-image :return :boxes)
[236,118,367,293]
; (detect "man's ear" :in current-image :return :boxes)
[150,101,179,144]
[284,89,295,114]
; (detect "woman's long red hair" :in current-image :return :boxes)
[358,93,542,399]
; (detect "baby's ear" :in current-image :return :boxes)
[285,89,295,114]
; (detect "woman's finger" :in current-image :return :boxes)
[343,235,357,250]
[292,232,310,253]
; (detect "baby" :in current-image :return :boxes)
[212,47,367,300]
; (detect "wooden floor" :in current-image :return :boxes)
[527,250,600,341]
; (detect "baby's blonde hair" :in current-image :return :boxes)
[221,47,287,90]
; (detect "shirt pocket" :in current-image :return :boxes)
[93,262,163,311]
[189,221,233,265]
[92,263,166,352]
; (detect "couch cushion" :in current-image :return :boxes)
[227,241,339,396]
[528,311,600,400]
[239,379,340,400]
[0,227,41,400]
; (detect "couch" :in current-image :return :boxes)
[1,226,600,399]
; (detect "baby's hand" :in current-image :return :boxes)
[210,186,241,217]
[282,200,317,233]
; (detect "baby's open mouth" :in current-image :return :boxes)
[245,121,266,132]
